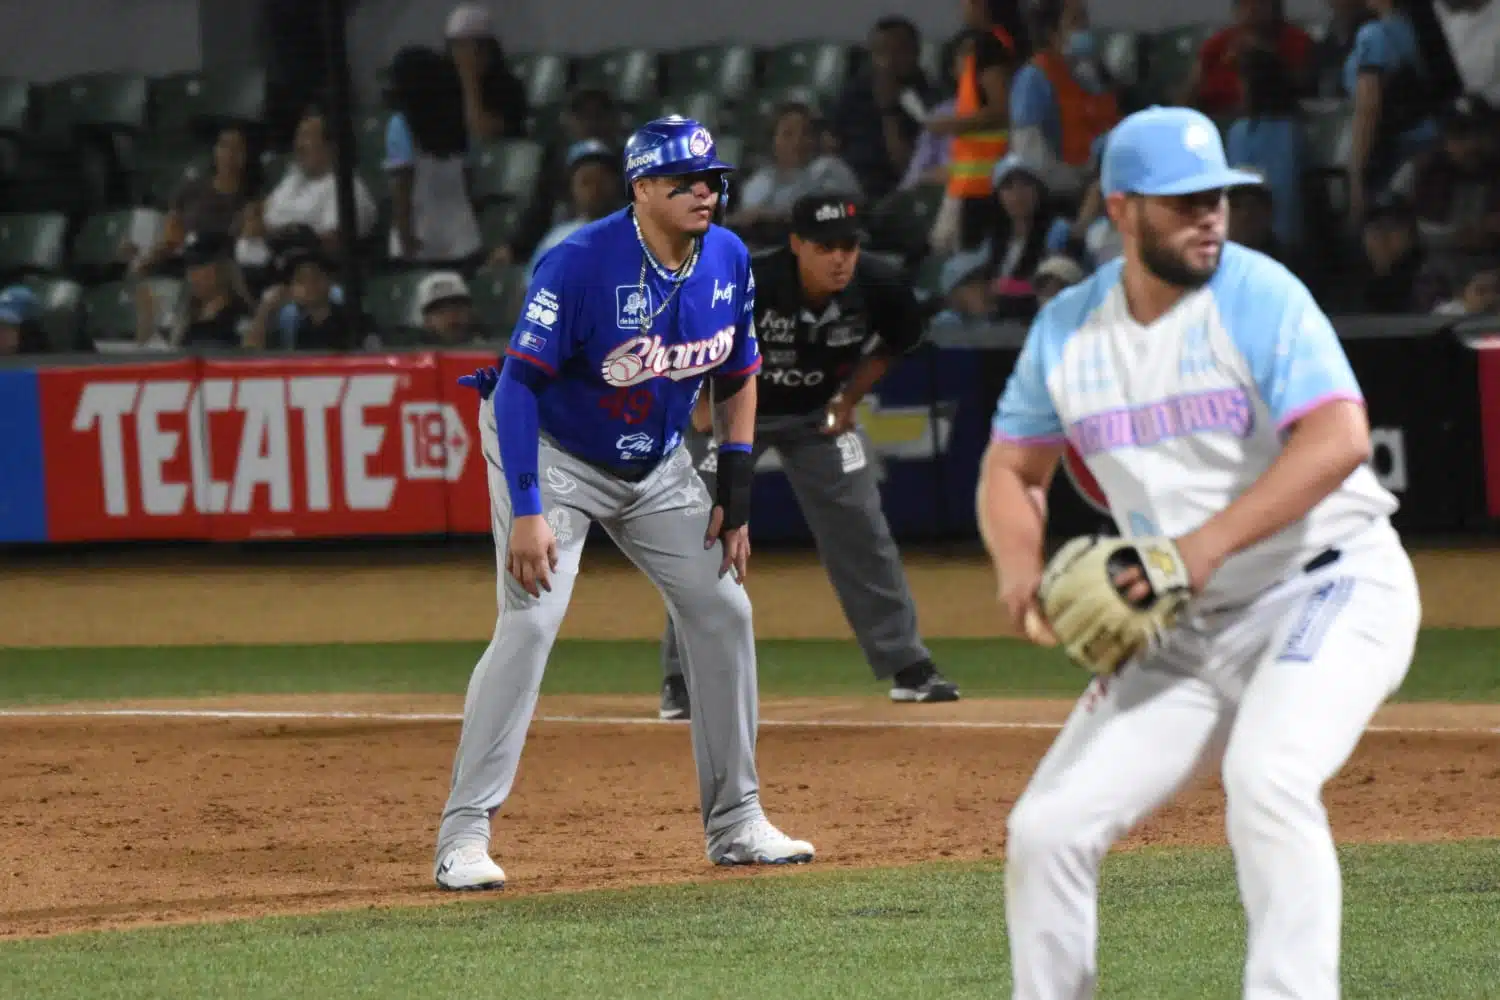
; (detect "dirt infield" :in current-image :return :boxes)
[2,546,1499,939]
[2,693,1498,939]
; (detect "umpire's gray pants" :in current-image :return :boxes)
[661,414,931,682]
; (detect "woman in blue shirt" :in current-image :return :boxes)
[1344,0,1439,226]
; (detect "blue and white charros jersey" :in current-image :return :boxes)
[504,207,760,467]
[993,242,1398,607]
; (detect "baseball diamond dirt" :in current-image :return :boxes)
[1,545,1498,938]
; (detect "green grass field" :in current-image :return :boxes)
[2,630,1498,998]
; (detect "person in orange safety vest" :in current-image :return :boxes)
[1007,0,1120,199]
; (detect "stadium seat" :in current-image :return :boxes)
[72,208,165,282]
[763,41,851,100]
[478,201,526,250]
[0,77,30,134]
[150,66,266,134]
[864,183,943,258]
[1100,30,1142,89]
[21,275,83,351]
[470,139,545,206]
[1141,25,1214,105]
[511,52,571,110]
[363,269,429,338]
[82,278,179,342]
[638,92,724,132]
[714,134,746,174]
[0,212,67,277]
[576,48,661,106]
[919,40,946,89]
[470,265,528,332]
[34,72,148,136]
[126,138,206,208]
[665,45,754,102]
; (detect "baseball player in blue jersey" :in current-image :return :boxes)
[982,107,1419,998]
[433,117,815,890]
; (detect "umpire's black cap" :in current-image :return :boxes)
[791,194,865,245]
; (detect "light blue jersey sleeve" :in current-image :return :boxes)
[504,245,582,377]
[276,303,300,349]
[1220,250,1363,430]
[719,248,761,377]
[384,113,416,170]
[992,304,1068,444]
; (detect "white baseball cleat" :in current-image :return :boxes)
[435,843,507,891]
[709,816,816,866]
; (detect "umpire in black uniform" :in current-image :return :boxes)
[659,193,958,720]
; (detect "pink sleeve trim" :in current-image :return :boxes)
[991,429,1068,445]
[1275,392,1364,431]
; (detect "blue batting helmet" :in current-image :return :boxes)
[622,116,734,183]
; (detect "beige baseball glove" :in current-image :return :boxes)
[1036,535,1193,675]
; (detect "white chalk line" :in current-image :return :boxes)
[0,706,1494,735]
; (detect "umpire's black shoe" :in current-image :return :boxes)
[660,675,691,720]
[890,662,960,703]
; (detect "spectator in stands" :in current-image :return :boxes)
[1353,194,1432,310]
[249,241,362,351]
[1312,0,1373,96]
[1435,0,1500,103]
[0,285,46,355]
[1184,0,1314,116]
[127,126,262,278]
[418,271,485,345]
[155,231,254,349]
[1386,94,1500,275]
[1226,172,1293,267]
[385,45,484,266]
[445,2,530,141]
[1433,265,1499,313]
[833,17,938,203]
[247,107,378,262]
[1345,0,1441,226]
[489,88,621,270]
[899,93,956,189]
[943,153,1059,320]
[1032,253,1085,304]
[1225,48,1306,246]
[728,103,863,236]
[528,140,625,278]
[926,0,1027,252]
[1007,0,1120,200]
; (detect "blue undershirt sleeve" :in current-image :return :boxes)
[493,356,551,518]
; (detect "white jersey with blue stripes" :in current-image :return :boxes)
[993,242,1398,608]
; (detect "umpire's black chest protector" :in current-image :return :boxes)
[750,246,917,417]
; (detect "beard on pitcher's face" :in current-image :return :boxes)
[1133,194,1226,290]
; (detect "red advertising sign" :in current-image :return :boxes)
[38,353,497,542]
[1478,346,1500,517]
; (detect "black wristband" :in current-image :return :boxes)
[715,449,754,530]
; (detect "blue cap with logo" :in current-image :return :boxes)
[1100,106,1262,198]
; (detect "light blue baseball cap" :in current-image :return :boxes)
[1100,106,1262,198]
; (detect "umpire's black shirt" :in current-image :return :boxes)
[750,246,926,417]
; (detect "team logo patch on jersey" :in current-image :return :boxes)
[524,288,559,329]
[616,432,654,460]
[712,279,734,307]
[517,331,546,352]
[600,325,736,387]
[616,286,654,330]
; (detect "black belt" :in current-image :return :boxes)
[1303,548,1341,574]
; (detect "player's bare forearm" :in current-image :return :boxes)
[977,438,1061,584]
[1180,400,1372,573]
[837,355,891,409]
[713,375,757,444]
